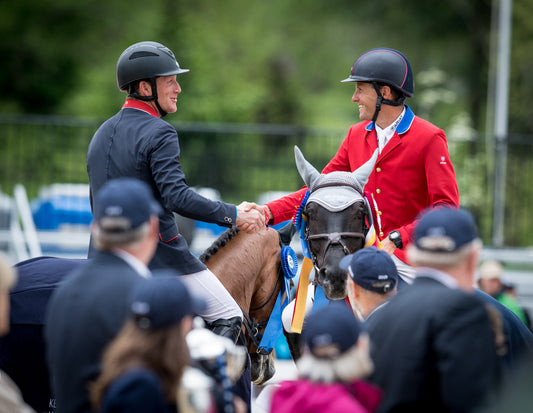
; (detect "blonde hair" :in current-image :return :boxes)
[90,319,189,409]
[296,333,373,383]
[0,252,16,291]
[478,260,503,280]
[92,221,150,250]
[407,239,482,269]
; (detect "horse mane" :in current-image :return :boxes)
[199,227,240,263]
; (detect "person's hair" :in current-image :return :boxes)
[485,303,507,357]
[92,220,150,251]
[90,319,190,409]
[127,79,149,97]
[407,238,482,269]
[361,285,396,299]
[0,252,16,291]
[377,82,402,101]
[296,333,373,383]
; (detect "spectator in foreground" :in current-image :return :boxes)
[45,178,161,413]
[90,275,205,412]
[366,207,502,412]
[0,252,35,413]
[339,246,399,321]
[268,303,381,413]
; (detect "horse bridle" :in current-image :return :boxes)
[305,226,366,270]
[304,198,370,270]
[306,229,366,255]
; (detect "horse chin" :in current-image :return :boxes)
[317,268,348,301]
[250,352,276,386]
[323,286,347,301]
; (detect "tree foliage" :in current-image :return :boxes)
[0,0,530,134]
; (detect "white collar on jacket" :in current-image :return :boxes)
[414,267,459,289]
[365,104,415,135]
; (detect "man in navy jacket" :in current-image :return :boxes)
[45,178,161,413]
[87,41,264,347]
[366,207,502,413]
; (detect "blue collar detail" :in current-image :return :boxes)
[365,105,415,134]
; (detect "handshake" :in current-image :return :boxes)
[235,202,272,234]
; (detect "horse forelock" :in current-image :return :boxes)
[199,227,240,263]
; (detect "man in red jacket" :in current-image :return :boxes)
[262,48,459,283]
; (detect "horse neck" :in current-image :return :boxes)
[206,229,280,312]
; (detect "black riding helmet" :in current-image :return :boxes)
[341,48,414,122]
[116,41,189,116]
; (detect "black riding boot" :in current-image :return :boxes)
[283,328,302,361]
[209,316,243,344]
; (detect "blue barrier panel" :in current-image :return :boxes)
[32,196,93,230]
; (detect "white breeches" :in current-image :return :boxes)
[391,255,416,284]
[179,268,242,323]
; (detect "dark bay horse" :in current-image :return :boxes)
[199,225,287,385]
[294,146,378,300]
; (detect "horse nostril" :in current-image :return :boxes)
[317,269,328,285]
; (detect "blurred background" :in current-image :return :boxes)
[1,0,533,307]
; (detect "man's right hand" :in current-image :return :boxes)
[236,202,265,233]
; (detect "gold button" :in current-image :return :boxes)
[376,167,381,172]
[376,189,381,194]
[379,231,384,237]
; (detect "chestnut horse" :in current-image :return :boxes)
[199,225,289,385]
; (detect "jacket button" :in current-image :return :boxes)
[376,189,381,194]
[376,167,382,172]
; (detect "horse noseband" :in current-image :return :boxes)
[306,229,366,256]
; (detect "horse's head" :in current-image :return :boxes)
[295,146,378,300]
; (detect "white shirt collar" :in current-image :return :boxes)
[113,249,152,279]
[375,106,406,153]
[415,267,459,289]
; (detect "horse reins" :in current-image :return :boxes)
[240,264,284,351]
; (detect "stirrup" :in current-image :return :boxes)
[208,316,243,344]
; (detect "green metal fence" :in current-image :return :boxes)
[1,113,532,247]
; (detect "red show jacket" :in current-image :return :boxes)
[266,106,459,264]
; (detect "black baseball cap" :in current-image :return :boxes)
[130,272,206,330]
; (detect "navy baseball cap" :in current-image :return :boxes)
[339,246,398,293]
[414,207,478,252]
[130,272,206,330]
[303,302,362,359]
[93,178,162,232]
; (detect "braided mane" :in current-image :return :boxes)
[199,227,240,263]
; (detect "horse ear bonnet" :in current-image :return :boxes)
[294,146,379,213]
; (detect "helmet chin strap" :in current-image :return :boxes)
[128,78,168,117]
[371,82,405,123]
